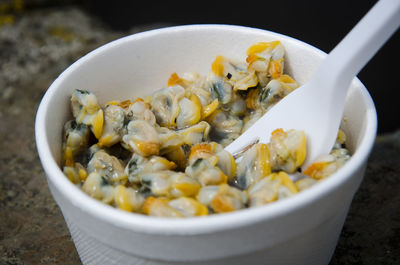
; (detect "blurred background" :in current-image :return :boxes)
[1,0,397,132]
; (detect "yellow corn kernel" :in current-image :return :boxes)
[211,55,225,76]
[91,109,104,139]
[114,185,133,212]
[278,171,298,194]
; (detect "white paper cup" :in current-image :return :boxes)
[35,24,377,265]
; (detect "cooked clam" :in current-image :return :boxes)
[87,149,127,184]
[168,197,208,217]
[176,94,202,129]
[236,143,271,189]
[142,197,182,217]
[197,184,247,213]
[63,162,87,184]
[248,171,297,207]
[246,41,285,86]
[185,157,227,186]
[142,196,208,218]
[62,120,90,167]
[114,185,145,212]
[98,105,125,147]
[71,89,104,139]
[169,172,201,198]
[303,147,350,180]
[242,109,263,132]
[268,129,306,173]
[178,121,210,146]
[82,171,115,203]
[207,110,243,147]
[125,99,156,125]
[125,153,177,183]
[140,170,200,198]
[214,144,237,181]
[122,120,160,157]
[156,126,184,155]
[258,75,299,111]
[151,85,185,128]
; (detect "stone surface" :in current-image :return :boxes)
[0,5,399,265]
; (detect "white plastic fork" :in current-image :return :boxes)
[225,0,400,168]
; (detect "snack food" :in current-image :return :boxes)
[61,41,351,218]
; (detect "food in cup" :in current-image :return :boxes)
[61,41,351,218]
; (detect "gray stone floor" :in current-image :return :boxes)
[0,6,399,265]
